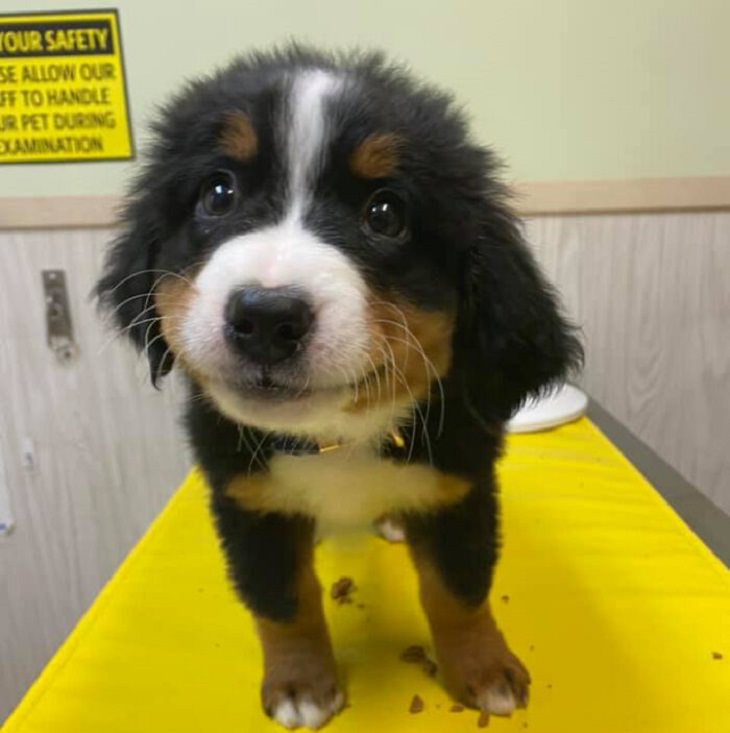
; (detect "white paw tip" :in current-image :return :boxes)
[299,699,329,729]
[377,517,405,543]
[271,691,344,730]
[273,699,300,729]
[330,690,345,713]
[483,684,517,716]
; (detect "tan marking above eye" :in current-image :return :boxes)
[220,110,258,162]
[349,132,402,179]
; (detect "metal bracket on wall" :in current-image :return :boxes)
[42,270,79,364]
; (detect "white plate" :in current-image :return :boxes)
[507,383,588,434]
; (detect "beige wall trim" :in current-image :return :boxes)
[0,195,120,230]
[515,176,730,215]
[1,177,729,229]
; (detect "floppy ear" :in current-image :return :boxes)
[453,203,583,423]
[95,198,175,387]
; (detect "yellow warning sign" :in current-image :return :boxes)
[0,9,133,164]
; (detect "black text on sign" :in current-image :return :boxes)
[0,10,134,163]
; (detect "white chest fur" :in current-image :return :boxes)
[263,446,467,526]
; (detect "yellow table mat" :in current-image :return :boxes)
[4,419,729,733]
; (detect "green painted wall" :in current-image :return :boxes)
[1,0,728,197]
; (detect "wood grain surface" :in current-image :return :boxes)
[0,229,189,720]
[526,211,730,516]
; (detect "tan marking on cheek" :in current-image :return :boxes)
[154,276,197,365]
[220,110,258,162]
[349,132,401,179]
[348,295,454,413]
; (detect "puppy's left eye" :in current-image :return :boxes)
[199,171,238,217]
[363,189,407,239]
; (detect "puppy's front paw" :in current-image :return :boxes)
[374,514,406,543]
[262,672,344,730]
[437,630,530,716]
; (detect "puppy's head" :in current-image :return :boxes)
[97,47,581,437]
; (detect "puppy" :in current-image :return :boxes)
[97,46,581,729]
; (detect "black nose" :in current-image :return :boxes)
[224,287,314,365]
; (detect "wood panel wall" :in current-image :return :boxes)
[525,211,730,515]
[0,229,190,720]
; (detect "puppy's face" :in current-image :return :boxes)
[99,51,580,435]
[142,66,465,436]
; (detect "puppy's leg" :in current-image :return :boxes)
[212,495,343,730]
[404,481,530,716]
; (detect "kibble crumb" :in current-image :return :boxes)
[409,694,424,714]
[400,645,438,677]
[330,577,355,604]
[450,704,465,713]
[712,651,724,660]
[422,659,438,677]
[501,594,510,604]
[401,645,427,663]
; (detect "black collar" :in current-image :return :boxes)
[267,428,406,457]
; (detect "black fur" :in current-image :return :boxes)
[97,46,582,622]
[403,477,499,608]
[211,494,314,621]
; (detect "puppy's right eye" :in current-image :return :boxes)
[363,189,408,240]
[200,171,237,217]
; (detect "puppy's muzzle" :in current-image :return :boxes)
[224,286,314,366]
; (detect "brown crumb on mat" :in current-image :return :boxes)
[400,645,438,677]
[450,704,465,713]
[330,577,355,604]
[409,694,424,714]
[501,594,510,603]
[477,710,490,727]
[401,645,427,662]
[422,659,438,677]
[712,651,724,660]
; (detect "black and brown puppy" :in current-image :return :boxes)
[98,47,581,729]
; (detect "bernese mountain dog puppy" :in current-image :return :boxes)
[97,46,581,729]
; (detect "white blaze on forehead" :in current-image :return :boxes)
[176,67,386,439]
[285,69,343,220]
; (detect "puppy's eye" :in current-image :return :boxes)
[363,190,407,239]
[200,171,237,217]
